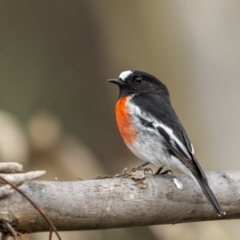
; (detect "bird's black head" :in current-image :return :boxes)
[108,70,170,99]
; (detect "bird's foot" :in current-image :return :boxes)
[137,161,150,168]
[142,167,153,174]
[135,162,153,174]
[154,167,172,175]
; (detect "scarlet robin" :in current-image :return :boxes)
[108,70,225,216]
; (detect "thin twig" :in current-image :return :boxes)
[3,222,18,240]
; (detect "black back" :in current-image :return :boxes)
[132,92,187,145]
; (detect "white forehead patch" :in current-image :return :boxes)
[119,70,132,81]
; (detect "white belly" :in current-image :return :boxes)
[124,96,193,176]
[126,122,170,167]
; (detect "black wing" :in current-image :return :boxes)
[133,93,224,215]
[133,93,208,184]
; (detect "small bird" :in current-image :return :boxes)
[108,70,225,216]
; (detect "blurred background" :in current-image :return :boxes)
[0,1,240,239]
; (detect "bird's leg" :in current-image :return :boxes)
[154,167,163,175]
[137,161,150,168]
[136,162,153,173]
[154,167,172,175]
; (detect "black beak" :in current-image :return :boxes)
[108,78,124,86]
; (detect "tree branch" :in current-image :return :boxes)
[0,162,23,173]
[0,170,239,233]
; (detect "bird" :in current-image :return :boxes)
[108,70,225,216]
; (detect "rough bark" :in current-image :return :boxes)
[0,171,239,233]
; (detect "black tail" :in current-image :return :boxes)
[196,178,225,216]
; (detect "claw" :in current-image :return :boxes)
[143,167,153,174]
[161,170,173,175]
[154,167,172,175]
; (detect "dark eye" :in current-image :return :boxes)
[134,77,143,84]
